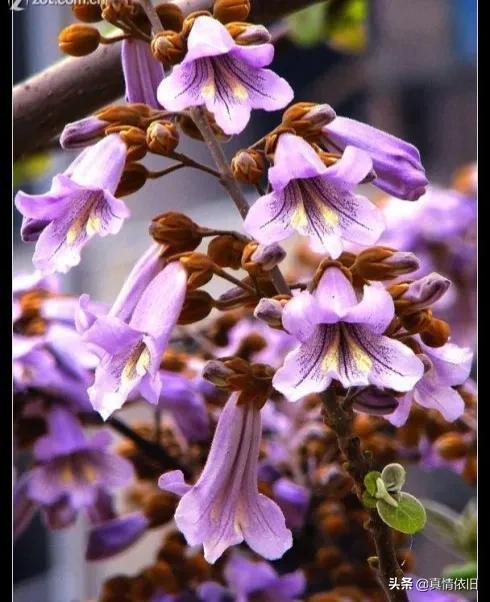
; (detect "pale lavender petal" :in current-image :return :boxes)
[122,39,163,108]
[157,61,209,112]
[28,465,65,505]
[34,407,87,460]
[386,393,413,427]
[326,145,373,185]
[231,42,274,68]
[413,380,465,422]
[313,266,357,320]
[344,282,395,334]
[281,291,319,342]
[60,116,108,150]
[76,293,109,334]
[269,134,326,192]
[224,553,277,595]
[243,190,296,245]
[272,478,310,530]
[158,470,192,497]
[184,16,235,63]
[86,512,149,560]
[267,570,306,600]
[419,340,473,387]
[83,315,141,355]
[95,450,134,488]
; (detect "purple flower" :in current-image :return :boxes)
[157,16,293,135]
[321,116,428,200]
[387,337,473,426]
[272,477,311,530]
[244,134,384,258]
[15,134,129,274]
[273,267,424,401]
[158,392,292,563]
[84,262,187,419]
[198,552,305,602]
[86,511,150,560]
[122,38,164,108]
[158,370,210,442]
[14,407,132,536]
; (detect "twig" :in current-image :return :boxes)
[322,387,408,602]
[138,0,163,34]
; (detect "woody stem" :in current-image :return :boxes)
[322,387,408,602]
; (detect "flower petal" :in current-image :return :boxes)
[158,470,192,497]
[281,290,319,342]
[121,39,163,108]
[343,282,395,334]
[414,380,465,422]
[269,134,326,192]
[184,15,235,63]
[243,190,296,246]
[86,512,149,560]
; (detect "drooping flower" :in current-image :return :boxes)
[157,16,293,135]
[198,552,305,602]
[13,407,132,537]
[15,134,129,274]
[158,392,292,563]
[84,261,187,420]
[387,337,473,426]
[244,134,384,258]
[273,266,424,401]
[321,116,428,200]
[122,38,164,108]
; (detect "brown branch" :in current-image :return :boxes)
[13,0,325,160]
[322,388,408,602]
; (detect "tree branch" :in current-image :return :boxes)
[322,388,408,602]
[13,0,324,160]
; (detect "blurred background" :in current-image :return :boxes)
[13,1,477,600]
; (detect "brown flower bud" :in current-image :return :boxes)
[115,163,148,197]
[208,235,247,269]
[144,561,179,593]
[264,128,295,160]
[143,492,178,528]
[400,309,433,334]
[282,102,337,138]
[151,30,186,68]
[58,24,100,57]
[420,317,450,347]
[177,111,231,142]
[115,126,147,162]
[95,103,152,127]
[226,22,271,45]
[352,247,420,281]
[146,121,179,155]
[129,574,154,601]
[149,212,202,250]
[315,546,343,571]
[434,432,468,460]
[462,455,477,484]
[202,359,236,387]
[178,290,214,324]
[231,149,265,184]
[156,2,184,32]
[72,1,102,22]
[179,253,215,289]
[101,575,132,598]
[213,0,250,24]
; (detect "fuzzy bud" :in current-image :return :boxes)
[352,247,420,281]
[72,2,102,22]
[282,102,337,138]
[253,297,285,328]
[202,359,235,387]
[143,492,177,528]
[226,22,271,45]
[208,235,247,270]
[146,121,179,155]
[420,317,450,347]
[156,2,184,32]
[117,126,147,161]
[149,212,202,251]
[400,273,451,314]
[213,0,250,23]
[434,432,468,460]
[178,290,214,324]
[151,30,186,68]
[95,103,152,127]
[58,24,100,57]
[60,116,108,150]
[248,242,286,271]
[231,149,265,184]
[115,163,148,197]
[179,253,215,289]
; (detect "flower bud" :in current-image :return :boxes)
[146,121,179,155]
[60,116,108,150]
[143,492,177,528]
[177,111,230,142]
[282,102,337,139]
[231,149,265,184]
[434,432,468,460]
[179,253,215,289]
[149,212,202,251]
[208,235,247,270]
[115,163,148,197]
[58,24,100,57]
[226,22,271,45]
[72,1,102,22]
[178,290,214,324]
[401,273,451,313]
[253,297,284,328]
[151,30,186,68]
[248,242,286,271]
[213,0,251,24]
[351,387,399,416]
[202,359,235,387]
[95,103,152,127]
[156,2,184,32]
[420,317,450,347]
[352,247,420,281]
[264,128,295,160]
[144,561,179,593]
[400,309,432,334]
[181,11,213,38]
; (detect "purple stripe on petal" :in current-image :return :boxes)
[121,39,163,108]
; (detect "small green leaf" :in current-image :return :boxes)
[362,492,377,509]
[442,561,478,580]
[381,463,406,493]
[364,471,381,496]
[376,492,427,534]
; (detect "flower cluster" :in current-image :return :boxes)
[13,3,476,602]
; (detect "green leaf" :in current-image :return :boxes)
[381,463,406,493]
[377,492,427,534]
[288,3,329,47]
[442,561,478,580]
[364,471,382,497]
[362,492,377,509]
